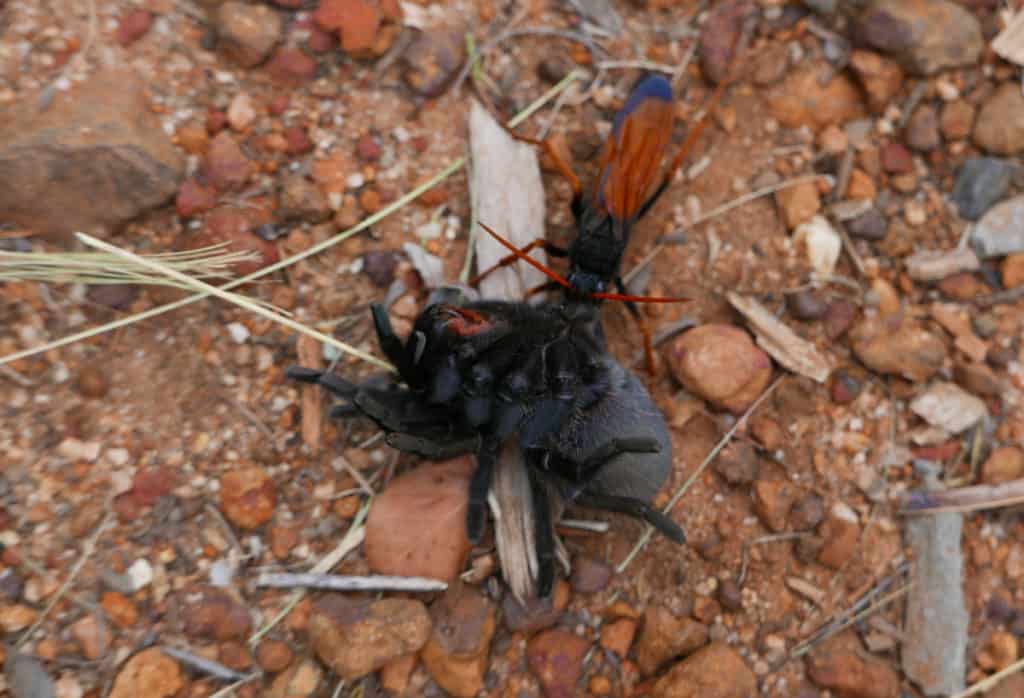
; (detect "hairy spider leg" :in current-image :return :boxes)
[286,366,357,398]
[466,437,501,544]
[386,432,482,461]
[528,465,556,597]
[574,491,686,544]
[570,437,660,485]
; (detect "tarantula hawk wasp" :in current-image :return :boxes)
[471,72,732,373]
[286,72,731,595]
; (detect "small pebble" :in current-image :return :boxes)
[952,157,1014,221]
[787,290,828,321]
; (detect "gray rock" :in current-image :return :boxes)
[971,194,1024,258]
[952,157,1013,220]
[902,483,967,695]
[0,69,184,238]
[854,0,983,76]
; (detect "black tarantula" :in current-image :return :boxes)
[288,294,683,596]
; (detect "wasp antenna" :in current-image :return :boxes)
[477,221,572,290]
[592,291,690,305]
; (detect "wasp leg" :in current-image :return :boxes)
[471,238,569,286]
[529,467,556,598]
[574,492,686,544]
[614,277,657,376]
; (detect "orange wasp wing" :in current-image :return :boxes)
[594,75,675,224]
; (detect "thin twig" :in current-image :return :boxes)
[790,584,912,658]
[77,233,396,371]
[596,59,677,73]
[690,175,831,228]
[161,646,253,682]
[205,502,244,555]
[255,573,447,592]
[953,656,1024,698]
[622,175,828,285]
[209,675,259,698]
[248,502,369,647]
[335,455,376,497]
[617,377,783,573]
[737,532,809,585]
[16,512,113,648]
[831,218,866,278]
[974,285,1024,308]
[558,519,610,534]
[901,477,1024,514]
[0,364,34,387]
[227,398,276,443]
[455,28,599,91]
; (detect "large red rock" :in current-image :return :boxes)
[0,69,184,237]
[651,643,757,698]
[309,596,431,680]
[364,457,474,582]
[665,325,773,414]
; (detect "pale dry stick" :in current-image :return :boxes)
[454,29,599,90]
[831,218,867,278]
[953,656,1024,698]
[789,584,912,658]
[0,72,580,370]
[0,364,33,387]
[77,233,394,370]
[596,59,678,73]
[900,477,1024,514]
[559,519,610,534]
[248,502,369,647]
[16,511,114,649]
[15,552,97,615]
[255,572,448,593]
[161,646,252,682]
[622,174,828,286]
[209,676,259,698]
[617,377,783,573]
[205,502,244,555]
[228,398,276,443]
[737,532,809,586]
[336,455,376,496]
[974,285,1024,308]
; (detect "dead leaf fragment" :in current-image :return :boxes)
[727,292,831,383]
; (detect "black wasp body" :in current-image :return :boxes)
[476,74,696,367]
